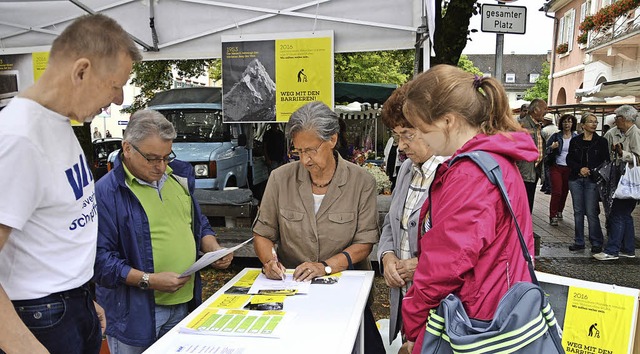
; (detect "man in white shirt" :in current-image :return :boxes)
[0,14,141,354]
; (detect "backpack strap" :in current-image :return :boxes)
[448,151,538,285]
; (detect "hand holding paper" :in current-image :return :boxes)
[179,238,253,277]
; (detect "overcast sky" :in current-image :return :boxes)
[462,0,554,55]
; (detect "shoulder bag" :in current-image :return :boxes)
[420,151,564,354]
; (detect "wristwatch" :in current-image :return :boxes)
[138,273,150,290]
[320,261,332,275]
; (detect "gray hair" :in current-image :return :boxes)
[286,101,340,141]
[123,110,176,144]
[614,105,638,123]
[50,14,142,64]
[528,98,547,115]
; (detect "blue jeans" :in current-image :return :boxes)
[604,198,637,256]
[569,178,604,247]
[6,284,101,354]
[107,303,188,354]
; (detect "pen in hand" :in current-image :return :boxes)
[272,247,286,281]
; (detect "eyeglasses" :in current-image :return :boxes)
[392,131,417,143]
[290,141,324,158]
[131,143,176,165]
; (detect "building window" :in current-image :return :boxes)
[505,73,516,83]
[558,9,576,52]
[580,0,591,22]
[529,73,540,83]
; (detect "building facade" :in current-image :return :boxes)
[466,54,549,107]
[547,0,640,104]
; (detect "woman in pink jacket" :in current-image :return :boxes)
[400,65,539,353]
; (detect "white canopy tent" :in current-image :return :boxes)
[0,0,431,60]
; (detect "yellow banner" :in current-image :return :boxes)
[275,36,332,121]
[562,286,636,353]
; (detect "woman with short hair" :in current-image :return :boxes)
[253,101,384,353]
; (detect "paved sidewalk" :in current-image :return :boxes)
[532,188,639,257]
[532,186,640,289]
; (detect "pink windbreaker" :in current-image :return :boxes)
[402,132,539,353]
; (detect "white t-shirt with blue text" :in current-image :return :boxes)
[0,97,97,300]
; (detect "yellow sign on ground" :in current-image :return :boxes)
[562,286,636,353]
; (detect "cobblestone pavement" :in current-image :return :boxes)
[532,187,640,290]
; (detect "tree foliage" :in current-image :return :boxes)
[457,54,482,75]
[523,61,550,102]
[334,50,414,85]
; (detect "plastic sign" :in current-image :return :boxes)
[481,4,527,34]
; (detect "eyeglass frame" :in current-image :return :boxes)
[130,143,176,165]
[391,131,417,143]
[290,141,325,158]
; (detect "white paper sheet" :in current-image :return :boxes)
[180,237,253,277]
[247,272,311,295]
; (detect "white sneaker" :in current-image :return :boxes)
[593,252,619,261]
[619,252,636,258]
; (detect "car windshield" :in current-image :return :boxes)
[162,110,227,142]
[93,140,122,167]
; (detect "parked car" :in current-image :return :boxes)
[92,137,122,181]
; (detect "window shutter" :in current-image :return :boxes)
[568,9,575,51]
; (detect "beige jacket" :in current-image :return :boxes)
[253,154,379,270]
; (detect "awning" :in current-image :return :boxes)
[334,82,398,105]
[575,77,640,98]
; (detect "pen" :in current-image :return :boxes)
[272,247,285,281]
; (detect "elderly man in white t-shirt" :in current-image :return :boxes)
[0,15,141,354]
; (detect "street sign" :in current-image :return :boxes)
[117,120,128,126]
[481,4,527,35]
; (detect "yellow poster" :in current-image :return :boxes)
[275,36,332,121]
[562,286,636,353]
[31,52,49,82]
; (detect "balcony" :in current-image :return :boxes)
[586,9,640,64]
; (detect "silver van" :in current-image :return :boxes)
[147,87,250,190]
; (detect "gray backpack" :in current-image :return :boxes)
[421,151,564,354]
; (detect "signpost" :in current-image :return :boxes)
[480,1,527,84]
[481,3,527,35]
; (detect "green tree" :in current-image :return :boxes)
[124,59,218,113]
[523,61,550,102]
[334,50,414,84]
[457,54,482,75]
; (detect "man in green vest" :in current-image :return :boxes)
[93,109,233,354]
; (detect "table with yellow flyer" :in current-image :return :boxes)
[143,268,374,354]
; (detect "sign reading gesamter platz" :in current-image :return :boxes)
[481,4,527,35]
